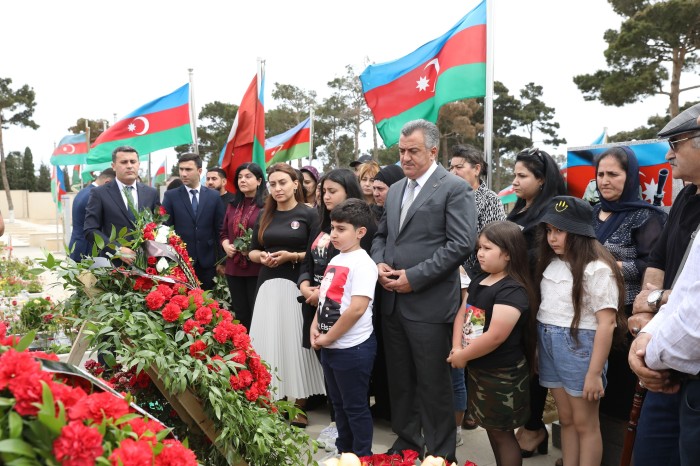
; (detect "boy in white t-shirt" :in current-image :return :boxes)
[310,199,378,457]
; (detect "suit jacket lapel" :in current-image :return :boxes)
[389,179,406,234]
[399,166,445,233]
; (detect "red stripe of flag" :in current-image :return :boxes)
[91,103,190,146]
[52,141,88,156]
[364,24,486,123]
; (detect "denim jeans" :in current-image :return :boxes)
[451,366,466,412]
[320,333,377,456]
[679,379,700,465]
[633,390,681,466]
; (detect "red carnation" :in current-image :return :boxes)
[159,206,167,216]
[109,438,154,466]
[230,350,247,365]
[0,348,41,389]
[183,319,198,334]
[155,439,198,466]
[171,294,190,310]
[245,386,260,402]
[213,321,235,344]
[53,421,104,466]
[162,303,182,322]
[133,276,154,292]
[216,309,233,322]
[126,416,165,442]
[189,340,208,359]
[145,290,166,310]
[195,306,213,325]
[147,256,157,266]
[32,350,60,362]
[68,391,130,424]
[50,381,88,414]
[232,332,251,350]
[156,284,174,300]
[10,372,53,416]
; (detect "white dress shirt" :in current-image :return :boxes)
[402,162,438,205]
[116,179,138,210]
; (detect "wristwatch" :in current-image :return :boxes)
[647,289,665,312]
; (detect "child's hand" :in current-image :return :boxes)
[313,333,332,349]
[447,348,468,369]
[583,371,605,402]
[310,328,321,350]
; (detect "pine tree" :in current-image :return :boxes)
[21,147,36,191]
[36,163,51,192]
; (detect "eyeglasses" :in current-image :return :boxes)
[668,134,700,152]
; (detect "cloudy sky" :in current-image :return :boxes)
[4,0,698,172]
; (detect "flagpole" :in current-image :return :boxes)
[309,108,315,163]
[484,0,495,190]
[83,120,90,189]
[188,68,199,154]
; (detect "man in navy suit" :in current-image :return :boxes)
[69,168,115,262]
[162,153,225,290]
[84,146,160,265]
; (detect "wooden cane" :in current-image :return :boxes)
[620,380,647,466]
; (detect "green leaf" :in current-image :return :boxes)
[15,331,37,352]
[8,412,22,439]
[94,234,105,250]
[102,352,117,368]
[0,439,35,457]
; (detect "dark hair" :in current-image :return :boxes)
[178,152,202,169]
[450,144,486,182]
[258,163,304,244]
[535,224,626,343]
[319,169,364,230]
[232,162,265,208]
[479,221,538,371]
[207,167,228,179]
[594,146,629,174]
[97,168,116,181]
[508,148,566,226]
[111,145,138,162]
[330,198,374,230]
[166,178,183,190]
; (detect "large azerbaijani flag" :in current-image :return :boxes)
[567,140,673,206]
[87,84,192,166]
[221,67,266,193]
[360,0,486,146]
[51,133,88,166]
[265,117,311,165]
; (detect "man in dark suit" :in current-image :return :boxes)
[84,146,160,265]
[162,153,225,290]
[371,119,476,462]
[69,168,115,262]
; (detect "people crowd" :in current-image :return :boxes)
[72,106,700,465]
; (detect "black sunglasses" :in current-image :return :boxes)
[668,134,700,152]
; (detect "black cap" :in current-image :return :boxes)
[540,195,596,238]
[374,164,405,187]
[658,103,700,138]
[349,154,373,168]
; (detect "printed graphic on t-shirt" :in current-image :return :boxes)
[317,265,349,334]
[311,232,331,283]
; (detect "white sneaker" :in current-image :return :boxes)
[317,422,338,452]
[319,448,340,462]
[456,426,464,447]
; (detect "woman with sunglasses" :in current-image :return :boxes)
[507,148,566,457]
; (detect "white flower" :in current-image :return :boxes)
[154,226,170,244]
[156,257,170,273]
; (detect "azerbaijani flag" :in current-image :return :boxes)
[51,166,67,212]
[87,84,192,166]
[497,185,517,205]
[221,66,266,193]
[566,140,672,206]
[51,133,88,166]
[265,117,311,165]
[360,0,486,146]
[152,160,167,187]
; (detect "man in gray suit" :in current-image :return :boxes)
[371,119,476,462]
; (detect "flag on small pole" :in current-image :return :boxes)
[265,117,312,165]
[152,160,167,187]
[220,60,266,193]
[51,133,88,166]
[360,0,486,147]
[50,166,67,213]
[87,84,193,167]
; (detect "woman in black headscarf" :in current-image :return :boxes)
[593,145,667,422]
[371,164,404,222]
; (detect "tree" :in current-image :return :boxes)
[192,101,239,167]
[0,151,21,190]
[68,118,109,144]
[36,163,51,192]
[268,83,317,137]
[573,0,700,117]
[315,94,355,170]
[0,77,39,218]
[609,99,700,142]
[20,147,36,191]
[517,83,567,147]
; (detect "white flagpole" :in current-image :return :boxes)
[484,0,495,190]
[188,68,199,154]
[309,108,315,163]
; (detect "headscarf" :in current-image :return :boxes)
[595,146,663,244]
[374,164,404,187]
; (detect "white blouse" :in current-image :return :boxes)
[537,257,619,331]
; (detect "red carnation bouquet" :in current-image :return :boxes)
[0,326,198,466]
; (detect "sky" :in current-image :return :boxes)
[4,0,699,175]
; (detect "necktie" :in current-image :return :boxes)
[190,189,199,215]
[399,179,418,229]
[123,186,136,220]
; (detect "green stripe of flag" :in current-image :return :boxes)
[376,63,486,146]
[87,124,192,165]
[252,137,266,170]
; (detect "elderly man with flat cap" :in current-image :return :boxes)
[628,102,700,466]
